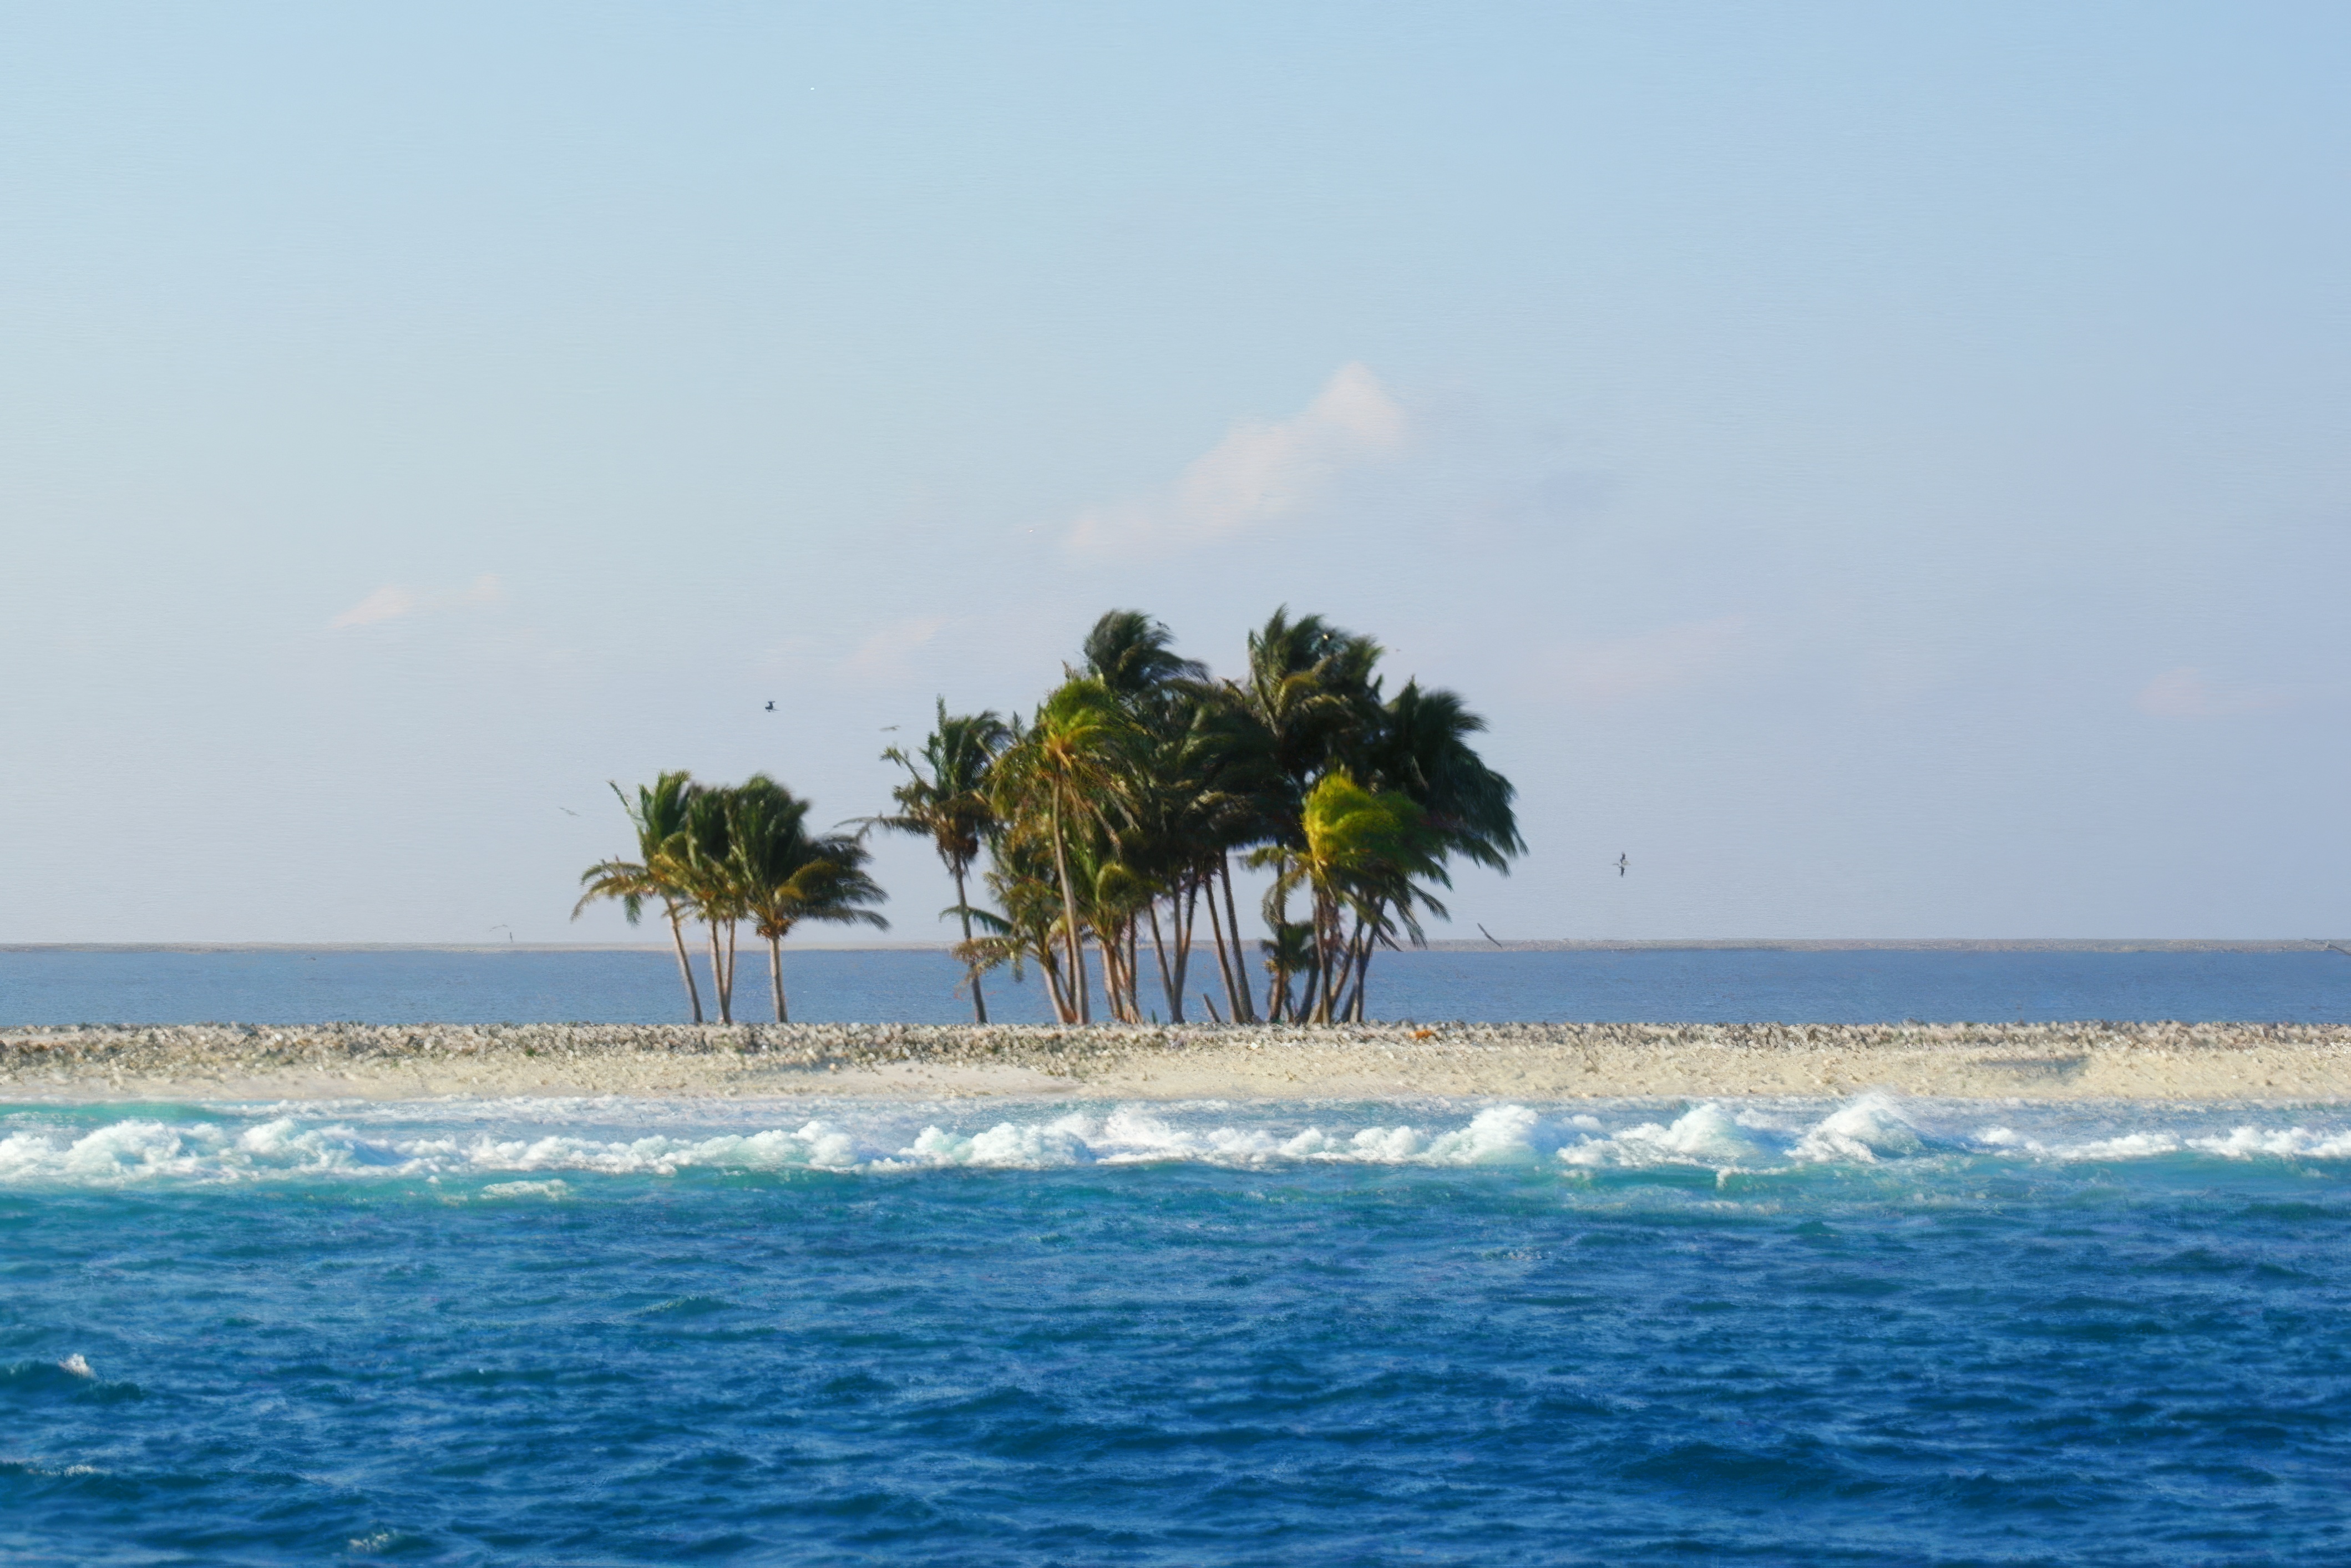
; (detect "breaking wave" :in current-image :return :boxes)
[3,1090,2350,1190]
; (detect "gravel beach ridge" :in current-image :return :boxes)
[6,1021,2350,1102]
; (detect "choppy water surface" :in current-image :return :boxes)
[6,1094,2350,1565]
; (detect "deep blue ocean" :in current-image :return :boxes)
[7,943,2351,1026]
[7,951,2349,1564]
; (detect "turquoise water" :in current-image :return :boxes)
[6,1093,2350,1565]
[9,945,2351,1024]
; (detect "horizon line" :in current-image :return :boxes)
[3,938,2345,955]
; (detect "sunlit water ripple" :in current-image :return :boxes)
[5,1094,2349,1565]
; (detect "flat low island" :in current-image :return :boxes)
[6,1021,2349,1103]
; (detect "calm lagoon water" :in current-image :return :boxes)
[4,1093,2350,1565]
[6,944,2351,1026]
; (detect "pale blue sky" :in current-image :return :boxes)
[4,2,2347,943]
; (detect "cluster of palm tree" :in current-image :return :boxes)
[574,773,886,1023]
[879,608,1521,1025]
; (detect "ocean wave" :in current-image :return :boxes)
[2,1096,2349,1188]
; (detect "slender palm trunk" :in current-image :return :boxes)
[768,933,789,1023]
[1102,927,1132,1022]
[1314,891,1344,1022]
[1218,857,1256,1022]
[1147,900,1178,1023]
[666,905,703,1024]
[951,862,987,1024]
[1344,915,1374,1022]
[1038,941,1072,1022]
[706,921,731,1024]
[724,921,739,1019]
[1169,884,1195,1023]
[1202,871,1240,1022]
[1049,798,1090,1023]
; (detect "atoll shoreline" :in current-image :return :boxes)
[5,1021,2349,1103]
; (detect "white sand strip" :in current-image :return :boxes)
[4,1021,2349,1103]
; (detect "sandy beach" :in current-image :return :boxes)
[6,1020,2349,1103]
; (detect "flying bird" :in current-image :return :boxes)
[1615,854,1629,877]
[764,701,776,712]
[880,724,899,732]
[557,806,579,817]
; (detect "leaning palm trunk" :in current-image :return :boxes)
[1147,900,1181,1023]
[1217,857,1257,1022]
[1037,940,1073,1022]
[665,906,703,1024]
[767,933,788,1023]
[1202,874,1241,1022]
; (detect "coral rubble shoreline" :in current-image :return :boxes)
[4,1021,2349,1103]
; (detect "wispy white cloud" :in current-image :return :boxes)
[1546,615,1751,708]
[2134,666,2286,719]
[1068,363,1407,555]
[840,615,950,684]
[330,575,504,630]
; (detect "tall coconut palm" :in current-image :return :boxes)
[1252,770,1448,1022]
[875,701,1011,1022]
[574,772,704,1023]
[1081,610,1211,1021]
[729,775,888,1022]
[677,784,747,1022]
[956,832,1076,1021]
[1340,679,1524,1017]
[989,678,1135,1023]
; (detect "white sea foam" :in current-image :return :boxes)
[478,1179,570,1200]
[1,1095,2347,1188]
[57,1354,92,1378]
[1560,1103,1775,1169]
[1976,1122,2351,1162]
[1791,1092,1929,1163]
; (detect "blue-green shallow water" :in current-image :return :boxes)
[6,1095,2350,1566]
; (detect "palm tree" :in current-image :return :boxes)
[875,701,1011,1022]
[1372,681,1524,873]
[574,772,705,1023]
[955,831,1076,1020]
[1252,770,1448,1022]
[989,679,1136,1023]
[1081,610,1212,1022]
[1083,608,1206,702]
[677,784,747,1022]
[1259,919,1315,1023]
[729,775,888,1022]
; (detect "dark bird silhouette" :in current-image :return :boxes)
[764,701,776,712]
[557,806,579,817]
[1615,854,1628,877]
